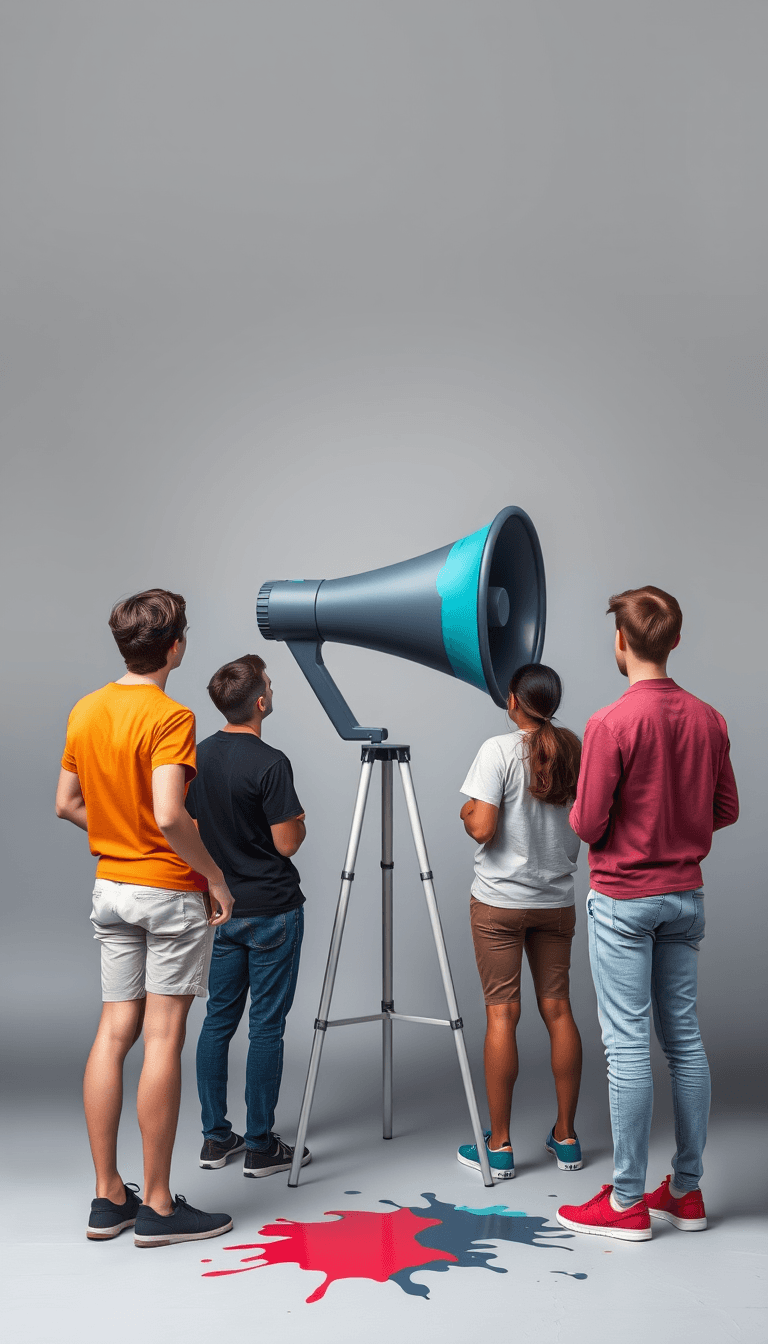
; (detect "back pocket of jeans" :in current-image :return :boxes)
[247,913,287,951]
[685,892,705,940]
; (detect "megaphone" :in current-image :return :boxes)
[256,505,545,742]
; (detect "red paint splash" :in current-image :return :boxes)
[203,1207,456,1303]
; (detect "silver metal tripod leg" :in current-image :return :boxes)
[381,760,394,1139]
[397,760,494,1187]
[288,756,375,1186]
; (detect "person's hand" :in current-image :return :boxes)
[207,881,234,926]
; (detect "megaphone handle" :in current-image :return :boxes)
[286,640,388,743]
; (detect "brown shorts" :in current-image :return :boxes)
[470,896,576,1004]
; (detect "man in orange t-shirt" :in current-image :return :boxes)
[57,588,235,1248]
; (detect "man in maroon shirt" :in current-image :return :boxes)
[556,586,738,1242]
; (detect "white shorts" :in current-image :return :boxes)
[90,879,214,1001]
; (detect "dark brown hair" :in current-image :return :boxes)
[208,654,267,724]
[109,589,187,673]
[508,664,581,808]
[607,585,682,663]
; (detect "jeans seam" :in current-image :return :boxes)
[590,897,624,1184]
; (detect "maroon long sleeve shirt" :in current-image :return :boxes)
[570,678,738,899]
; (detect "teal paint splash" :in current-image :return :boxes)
[436,524,489,690]
[455,1205,526,1217]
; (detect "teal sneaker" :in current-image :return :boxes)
[545,1128,583,1171]
[457,1132,515,1181]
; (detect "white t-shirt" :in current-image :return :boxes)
[461,731,580,909]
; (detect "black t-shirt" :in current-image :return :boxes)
[186,731,305,917]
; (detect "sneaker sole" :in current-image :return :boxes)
[86,1218,137,1240]
[200,1142,246,1169]
[456,1152,515,1181]
[243,1152,311,1179]
[648,1208,707,1231]
[555,1210,651,1241]
[134,1219,233,1248]
[545,1143,583,1171]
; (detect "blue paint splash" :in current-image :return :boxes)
[381,1193,573,1300]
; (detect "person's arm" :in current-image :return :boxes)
[460,798,499,844]
[569,719,622,844]
[152,764,234,925]
[56,768,88,831]
[459,739,505,844]
[713,741,739,831]
[271,813,306,857]
[261,756,306,858]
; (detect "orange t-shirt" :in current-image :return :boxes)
[61,682,205,891]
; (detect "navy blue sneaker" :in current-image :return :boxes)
[199,1132,246,1169]
[457,1131,515,1181]
[243,1133,310,1179]
[134,1195,233,1248]
[546,1128,583,1170]
[87,1182,142,1240]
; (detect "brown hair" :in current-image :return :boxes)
[208,655,267,724]
[508,664,581,808]
[607,585,682,663]
[109,589,187,673]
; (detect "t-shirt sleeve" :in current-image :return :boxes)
[460,739,506,808]
[261,758,303,826]
[60,720,78,774]
[61,710,78,773]
[151,708,197,781]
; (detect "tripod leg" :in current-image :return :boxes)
[288,756,375,1186]
[381,759,394,1140]
[397,760,494,1188]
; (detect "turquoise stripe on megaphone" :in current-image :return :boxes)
[436,523,491,691]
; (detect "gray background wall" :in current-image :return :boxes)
[1,1,765,1122]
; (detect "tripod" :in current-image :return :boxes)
[288,744,493,1187]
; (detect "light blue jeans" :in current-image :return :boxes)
[587,888,710,1206]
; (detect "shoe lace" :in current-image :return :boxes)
[272,1133,293,1160]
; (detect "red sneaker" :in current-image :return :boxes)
[645,1175,707,1231]
[556,1184,651,1241]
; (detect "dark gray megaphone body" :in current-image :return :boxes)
[256,505,545,743]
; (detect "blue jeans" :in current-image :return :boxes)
[196,908,304,1151]
[587,889,710,1206]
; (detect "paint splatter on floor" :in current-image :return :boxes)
[202,1192,579,1302]
[203,1206,456,1302]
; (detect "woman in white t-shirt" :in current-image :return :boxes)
[456,663,583,1182]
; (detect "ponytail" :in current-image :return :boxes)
[507,665,581,808]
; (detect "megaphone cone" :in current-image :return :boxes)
[257,506,545,742]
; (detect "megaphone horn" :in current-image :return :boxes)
[256,505,545,742]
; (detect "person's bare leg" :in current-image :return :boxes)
[83,999,146,1201]
[137,993,194,1214]
[484,1002,521,1151]
[537,996,582,1140]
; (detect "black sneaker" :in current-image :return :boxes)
[243,1134,311,1179]
[87,1182,142,1240]
[199,1132,246,1169]
[134,1195,233,1248]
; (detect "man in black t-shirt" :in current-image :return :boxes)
[187,654,310,1179]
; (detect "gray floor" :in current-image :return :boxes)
[3,1029,766,1344]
